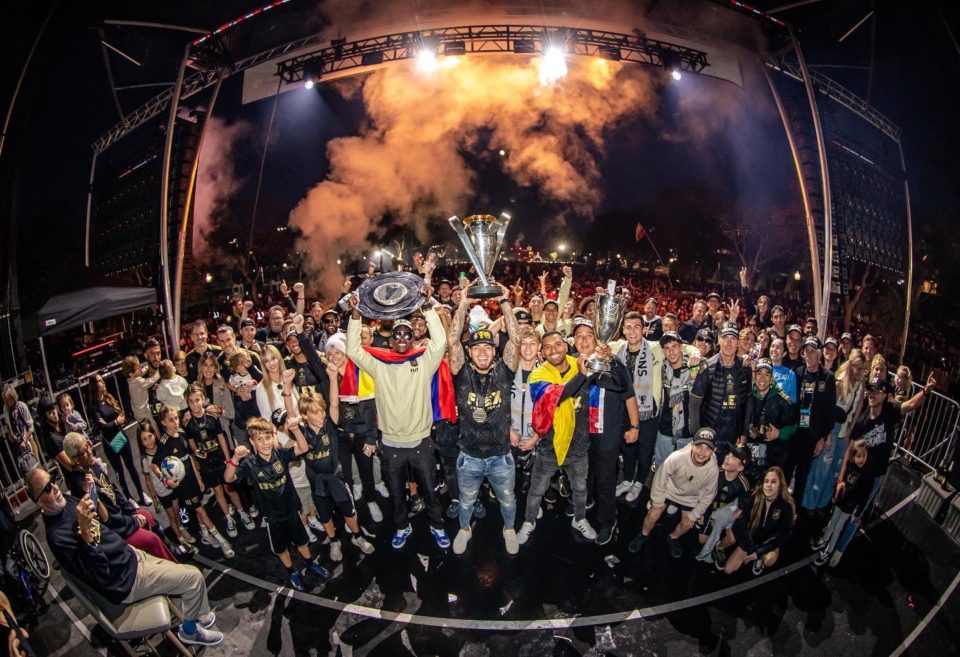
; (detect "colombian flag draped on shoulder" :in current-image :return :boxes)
[529,355,579,466]
[341,346,457,422]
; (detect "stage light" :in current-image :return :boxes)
[598,45,621,61]
[498,149,506,156]
[793,271,802,281]
[303,57,323,89]
[304,79,315,89]
[558,243,567,252]
[539,46,567,86]
[205,273,213,283]
[416,49,438,73]
[662,50,682,81]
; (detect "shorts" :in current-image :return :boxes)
[199,460,227,489]
[294,484,313,515]
[312,477,356,523]
[652,497,693,515]
[158,493,178,510]
[266,514,310,554]
[174,468,203,508]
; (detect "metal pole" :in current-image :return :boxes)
[83,150,98,267]
[791,30,833,339]
[160,44,191,352]
[38,337,53,396]
[173,73,224,336]
[762,62,822,322]
[898,140,914,365]
[244,75,284,275]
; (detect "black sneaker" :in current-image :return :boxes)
[667,536,683,559]
[596,521,617,546]
[810,534,827,552]
[713,547,728,571]
[627,533,648,554]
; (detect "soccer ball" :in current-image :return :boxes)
[159,456,186,484]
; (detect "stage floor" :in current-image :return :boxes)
[28,461,960,656]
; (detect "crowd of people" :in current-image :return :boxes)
[4,260,943,651]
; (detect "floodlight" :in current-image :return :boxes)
[539,46,567,86]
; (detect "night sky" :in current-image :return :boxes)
[2,0,958,314]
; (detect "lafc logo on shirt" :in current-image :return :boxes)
[272,461,283,474]
[772,509,781,520]
[467,390,502,409]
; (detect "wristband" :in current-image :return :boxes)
[282,391,293,398]
[227,459,238,468]
[630,424,640,430]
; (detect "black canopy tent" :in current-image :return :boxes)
[36,287,158,394]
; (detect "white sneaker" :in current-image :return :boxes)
[572,517,597,541]
[452,528,472,555]
[238,509,255,530]
[375,482,390,498]
[517,521,536,545]
[625,482,643,503]
[308,516,325,532]
[200,529,214,546]
[306,526,318,544]
[225,516,238,538]
[368,501,383,523]
[217,533,235,558]
[178,625,223,646]
[329,540,343,562]
[141,493,154,507]
[537,505,543,519]
[829,550,843,568]
[353,483,363,501]
[179,528,196,544]
[351,535,375,554]
[615,480,634,497]
[503,528,519,555]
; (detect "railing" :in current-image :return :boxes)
[893,376,959,475]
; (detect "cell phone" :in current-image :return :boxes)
[88,481,99,509]
[2,609,37,657]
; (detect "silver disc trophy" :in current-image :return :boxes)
[448,213,511,298]
[355,271,427,320]
[588,280,626,373]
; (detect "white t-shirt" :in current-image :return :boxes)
[141,453,173,498]
[275,430,310,491]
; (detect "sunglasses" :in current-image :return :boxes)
[322,317,339,324]
[32,480,54,503]
[392,330,413,340]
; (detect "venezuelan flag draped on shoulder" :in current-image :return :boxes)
[529,354,580,465]
[341,346,456,422]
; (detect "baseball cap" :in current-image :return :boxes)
[284,328,299,341]
[514,308,533,323]
[240,318,256,329]
[407,309,425,321]
[467,328,496,347]
[754,358,773,372]
[824,336,838,348]
[729,445,752,467]
[803,336,823,350]
[692,427,717,450]
[706,292,721,302]
[571,317,595,335]
[320,308,339,320]
[771,305,785,315]
[543,298,559,309]
[270,408,287,429]
[866,376,892,393]
[787,324,803,336]
[391,319,413,333]
[695,328,714,343]
[840,332,853,342]
[36,396,56,415]
[659,331,681,346]
[719,323,739,339]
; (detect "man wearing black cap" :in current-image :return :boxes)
[651,331,699,469]
[185,320,223,384]
[628,428,720,558]
[316,308,341,353]
[284,316,331,402]
[238,318,265,355]
[695,445,752,564]
[690,323,752,461]
[740,359,797,479]
[783,324,804,371]
[569,317,632,545]
[787,336,835,505]
[447,285,522,555]
[679,300,710,345]
[705,292,722,330]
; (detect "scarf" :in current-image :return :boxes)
[341,346,457,423]
[511,363,539,440]
[617,341,655,420]
[663,355,693,439]
[529,355,580,465]
[339,361,376,403]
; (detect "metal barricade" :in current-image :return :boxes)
[894,378,959,474]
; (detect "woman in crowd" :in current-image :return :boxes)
[737,328,756,359]
[722,466,796,576]
[802,349,866,512]
[197,352,235,439]
[37,396,70,472]
[893,366,913,402]
[2,384,39,471]
[89,373,148,505]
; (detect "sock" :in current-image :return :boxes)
[182,619,197,635]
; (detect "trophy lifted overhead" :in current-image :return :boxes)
[587,280,626,374]
[448,212,511,298]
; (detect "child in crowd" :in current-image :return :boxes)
[289,377,375,562]
[227,350,263,435]
[225,415,330,592]
[138,420,192,550]
[153,405,234,557]
[182,385,255,538]
[720,466,795,576]
[157,359,189,410]
[813,440,873,567]
[695,446,752,566]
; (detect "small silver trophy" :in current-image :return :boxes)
[588,280,626,373]
[448,213,511,298]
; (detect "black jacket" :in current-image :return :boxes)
[742,385,798,443]
[690,355,752,443]
[732,495,795,556]
[793,365,837,439]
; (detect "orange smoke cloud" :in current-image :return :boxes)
[289,54,660,296]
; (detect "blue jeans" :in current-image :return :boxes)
[654,432,691,470]
[457,452,517,530]
[835,474,885,552]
